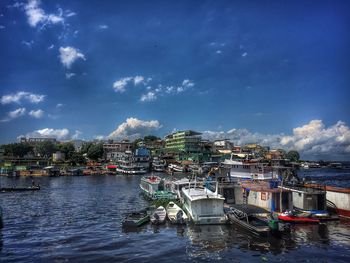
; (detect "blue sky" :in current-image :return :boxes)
[1,0,350,160]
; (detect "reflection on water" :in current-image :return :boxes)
[0,175,349,262]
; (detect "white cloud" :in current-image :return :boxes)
[1,91,45,104]
[56,103,63,108]
[1,108,26,122]
[202,120,350,160]
[216,50,222,54]
[134,75,144,85]
[0,25,5,29]
[24,128,70,140]
[24,0,64,28]
[48,44,54,49]
[21,40,34,47]
[108,117,162,139]
[113,77,133,92]
[98,24,108,29]
[242,52,247,57]
[65,72,76,79]
[72,130,82,140]
[65,11,76,17]
[28,109,44,118]
[140,92,156,102]
[59,46,85,69]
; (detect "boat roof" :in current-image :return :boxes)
[182,187,224,201]
[229,204,270,215]
[240,181,290,193]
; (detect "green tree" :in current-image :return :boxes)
[35,141,58,157]
[81,142,93,154]
[87,143,104,161]
[286,150,300,162]
[71,152,86,165]
[1,143,33,157]
[58,142,75,160]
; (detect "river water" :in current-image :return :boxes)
[0,171,350,263]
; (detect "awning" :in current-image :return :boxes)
[107,165,117,169]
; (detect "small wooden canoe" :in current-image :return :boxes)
[122,210,150,227]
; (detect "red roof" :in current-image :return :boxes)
[107,165,117,169]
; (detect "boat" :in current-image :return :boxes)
[150,206,167,224]
[140,176,176,200]
[165,178,200,199]
[181,182,227,225]
[122,210,150,227]
[225,204,284,237]
[0,185,40,192]
[221,154,273,181]
[116,160,147,175]
[168,163,184,173]
[278,210,320,223]
[166,202,188,224]
[152,157,166,172]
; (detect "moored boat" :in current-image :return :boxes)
[181,183,226,225]
[0,185,40,192]
[150,206,167,224]
[166,201,188,224]
[152,157,166,172]
[225,204,283,237]
[278,210,320,223]
[140,176,176,200]
[122,210,150,227]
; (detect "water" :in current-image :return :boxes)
[0,173,350,263]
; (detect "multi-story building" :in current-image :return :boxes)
[103,140,132,161]
[165,130,202,153]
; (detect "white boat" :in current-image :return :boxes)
[150,206,167,224]
[181,183,226,225]
[168,163,184,173]
[165,178,202,199]
[152,157,166,172]
[116,159,147,174]
[140,176,162,198]
[222,154,273,181]
[166,201,188,224]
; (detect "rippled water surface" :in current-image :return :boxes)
[0,173,350,262]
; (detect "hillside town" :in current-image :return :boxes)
[0,130,307,176]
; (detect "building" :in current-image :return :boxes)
[164,130,212,162]
[103,140,132,161]
[212,139,234,154]
[53,151,65,162]
[165,130,202,153]
[19,137,57,144]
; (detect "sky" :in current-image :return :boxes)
[0,0,350,160]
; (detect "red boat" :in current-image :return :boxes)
[278,211,320,223]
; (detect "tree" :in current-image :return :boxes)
[1,143,33,157]
[286,150,300,162]
[81,142,93,154]
[71,152,86,165]
[87,143,104,161]
[58,142,75,160]
[35,141,58,158]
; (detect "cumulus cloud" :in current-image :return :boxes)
[72,130,82,140]
[113,77,133,92]
[202,120,350,159]
[112,76,148,92]
[28,109,44,118]
[1,91,45,104]
[108,117,162,139]
[59,46,86,69]
[1,108,26,122]
[24,0,64,28]
[140,92,156,102]
[24,128,70,140]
